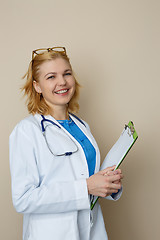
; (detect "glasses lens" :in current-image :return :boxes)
[51,47,65,53]
[32,47,66,59]
[35,49,47,55]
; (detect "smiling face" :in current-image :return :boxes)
[33,58,76,114]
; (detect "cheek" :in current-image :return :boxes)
[71,81,77,97]
[73,81,76,90]
[71,78,76,89]
[71,82,76,95]
[41,82,56,93]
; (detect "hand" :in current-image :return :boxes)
[86,166,123,198]
[105,167,123,184]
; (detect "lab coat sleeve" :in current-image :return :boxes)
[105,187,123,201]
[9,121,90,214]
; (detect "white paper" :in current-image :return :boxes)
[101,128,134,170]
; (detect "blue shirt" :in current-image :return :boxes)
[58,118,96,176]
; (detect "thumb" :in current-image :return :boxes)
[98,165,116,175]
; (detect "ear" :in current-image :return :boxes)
[33,80,42,94]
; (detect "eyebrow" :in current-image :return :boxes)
[44,69,72,78]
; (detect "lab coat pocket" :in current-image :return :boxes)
[28,212,79,240]
[44,124,78,156]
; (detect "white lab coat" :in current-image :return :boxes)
[9,114,121,240]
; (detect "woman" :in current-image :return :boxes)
[9,46,123,240]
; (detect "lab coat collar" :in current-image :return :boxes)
[34,113,85,130]
[34,113,100,174]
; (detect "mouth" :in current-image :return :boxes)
[55,89,69,94]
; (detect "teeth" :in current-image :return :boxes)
[56,89,68,94]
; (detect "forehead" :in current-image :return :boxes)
[39,58,71,75]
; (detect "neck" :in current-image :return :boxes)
[50,106,69,120]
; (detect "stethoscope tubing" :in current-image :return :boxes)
[41,115,61,132]
[40,115,78,156]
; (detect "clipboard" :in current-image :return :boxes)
[90,121,138,210]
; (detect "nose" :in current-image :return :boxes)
[58,75,66,86]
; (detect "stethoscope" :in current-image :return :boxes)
[41,114,95,217]
[40,115,81,156]
[41,115,61,132]
[41,114,86,132]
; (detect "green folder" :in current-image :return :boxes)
[91,121,138,210]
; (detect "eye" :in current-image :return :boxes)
[47,75,55,80]
[64,72,72,76]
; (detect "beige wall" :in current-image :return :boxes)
[1,0,160,239]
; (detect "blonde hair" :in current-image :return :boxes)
[22,50,80,115]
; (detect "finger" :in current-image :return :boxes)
[113,169,122,174]
[100,166,116,175]
[105,173,122,183]
[105,169,122,177]
[113,180,120,184]
[106,165,116,171]
[101,185,121,197]
[117,173,124,179]
[113,177,123,183]
[104,189,119,196]
[120,173,124,179]
[99,187,119,197]
[109,182,122,190]
[113,174,124,184]
[115,169,122,174]
[104,170,114,176]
